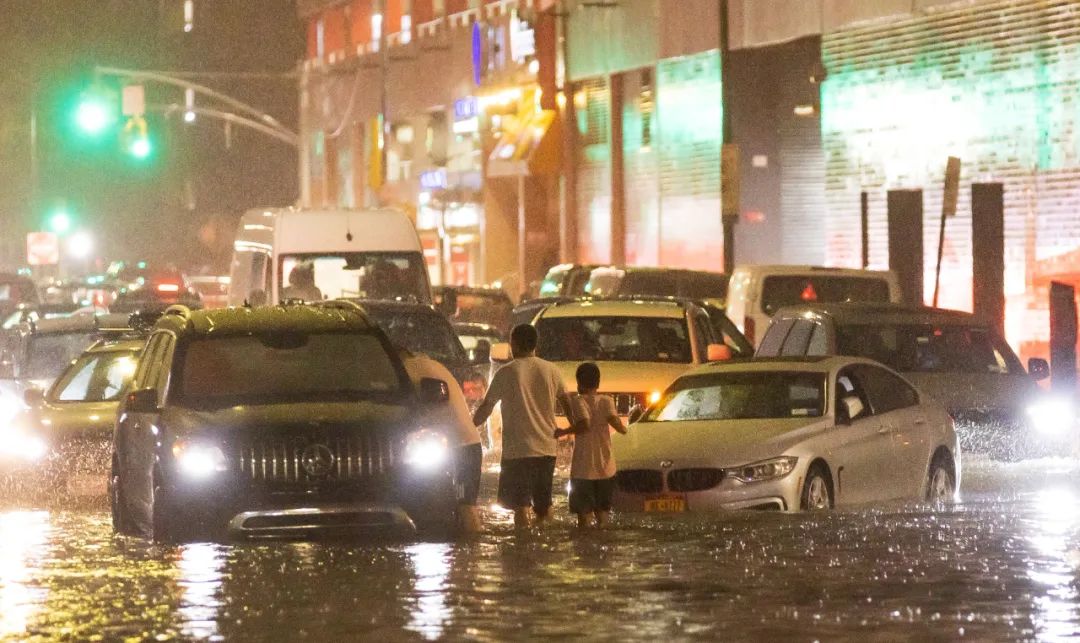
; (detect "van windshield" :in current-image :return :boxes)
[761,275,890,315]
[280,252,430,304]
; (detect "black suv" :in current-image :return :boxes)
[109,302,458,542]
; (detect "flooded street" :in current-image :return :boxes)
[2,460,1079,641]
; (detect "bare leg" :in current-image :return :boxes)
[458,504,483,534]
[576,512,592,529]
[532,505,550,527]
[595,510,611,528]
[513,507,531,530]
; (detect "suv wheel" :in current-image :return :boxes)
[151,484,182,544]
[109,459,134,534]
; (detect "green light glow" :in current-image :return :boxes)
[48,210,72,235]
[129,136,152,159]
[75,97,113,136]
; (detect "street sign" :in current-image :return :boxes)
[122,84,145,117]
[943,156,961,217]
[26,232,60,266]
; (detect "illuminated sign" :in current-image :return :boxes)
[453,97,478,122]
[509,14,535,62]
[419,168,448,190]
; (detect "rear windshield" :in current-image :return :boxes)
[836,324,1023,375]
[24,332,97,380]
[175,332,404,407]
[761,276,890,315]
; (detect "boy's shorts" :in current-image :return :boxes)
[568,477,616,514]
[455,443,483,505]
[497,456,557,514]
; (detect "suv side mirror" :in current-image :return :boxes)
[707,343,733,362]
[471,339,491,364]
[419,377,450,404]
[837,396,864,425]
[490,342,511,362]
[1029,357,1050,382]
[23,387,44,408]
[126,388,160,414]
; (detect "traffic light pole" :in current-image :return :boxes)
[93,66,298,145]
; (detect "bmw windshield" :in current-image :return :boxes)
[646,372,826,421]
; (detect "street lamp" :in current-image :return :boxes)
[66,231,93,260]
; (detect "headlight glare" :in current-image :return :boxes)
[1026,397,1076,436]
[173,440,227,478]
[0,432,47,462]
[731,456,798,483]
[404,429,449,471]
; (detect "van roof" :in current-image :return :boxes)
[237,208,420,254]
[732,264,895,278]
[771,302,984,326]
[155,303,378,337]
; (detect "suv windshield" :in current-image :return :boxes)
[363,310,468,364]
[761,276,890,314]
[836,324,1022,374]
[50,349,139,403]
[24,332,97,380]
[280,252,430,304]
[175,332,404,406]
[537,316,692,363]
[647,372,825,421]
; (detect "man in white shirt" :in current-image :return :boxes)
[473,324,572,529]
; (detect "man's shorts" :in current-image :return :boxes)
[455,443,483,505]
[568,477,616,514]
[497,456,557,514]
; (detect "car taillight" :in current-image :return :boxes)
[463,376,486,407]
[744,316,756,345]
[156,283,181,293]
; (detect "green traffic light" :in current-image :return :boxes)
[48,210,72,235]
[129,135,152,159]
[75,97,113,136]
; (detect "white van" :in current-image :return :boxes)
[228,208,431,307]
[725,265,901,346]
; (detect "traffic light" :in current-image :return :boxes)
[47,208,72,235]
[123,116,154,161]
[129,134,152,159]
[73,93,117,137]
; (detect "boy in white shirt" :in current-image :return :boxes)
[555,362,627,528]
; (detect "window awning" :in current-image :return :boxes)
[486,109,561,178]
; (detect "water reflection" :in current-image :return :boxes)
[176,542,227,640]
[1027,486,1080,640]
[0,511,50,638]
[404,542,451,640]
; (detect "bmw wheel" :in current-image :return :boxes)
[926,457,955,504]
[800,465,833,511]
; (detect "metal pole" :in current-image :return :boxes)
[149,104,298,146]
[932,198,947,307]
[298,63,311,208]
[720,0,737,273]
[860,191,869,269]
[557,0,577,263]
[378,1,389,206]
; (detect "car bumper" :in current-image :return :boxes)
[612,474,802,513]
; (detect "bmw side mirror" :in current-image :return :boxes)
[126,388,160,414]
[419,377,450,405]
[837,396,864,425]
[23,387,44,408]
[1028,357,1050,382]
[627,404,646,425]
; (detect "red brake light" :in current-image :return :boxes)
[744,317,756,345]
[801,282,818,302]
[156,283,181,293]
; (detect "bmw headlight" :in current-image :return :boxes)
[172,440,227,478]
[1026,397,1077,436]
[731,456,798,483]
[403,429,449,471]
[0,431,47,462]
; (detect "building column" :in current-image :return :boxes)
[609,73,626,265]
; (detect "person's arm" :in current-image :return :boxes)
[555,394,589,438]
[472,369,503,427]
[604,397,627,434]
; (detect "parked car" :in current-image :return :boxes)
[724,265,902,346]
[433,285,513,335]
[110,302,462,542]
[612,356,959,513]
[354,300,490,410]
[110,278,203,314]
[452,322,503,365]
[538,264,599,298]
[585,266,728,303]
[0,273,40,318]
[187,275,231,309]
[2,333,145,497]
[755,303,1056,460]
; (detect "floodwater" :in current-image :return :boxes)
[2,460,1080,641]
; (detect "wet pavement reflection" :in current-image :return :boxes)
[2,459,1080,641]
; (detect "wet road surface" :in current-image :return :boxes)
[2,459,1080,641]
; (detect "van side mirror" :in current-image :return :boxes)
[23,387,44,408]
[707,343,733,362]
[837,396,864,425]
[490,342,511,362]
[419,377,450,404]
[1028,357,1050,382]
[126,388,160,414]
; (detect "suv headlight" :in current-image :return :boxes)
[0,431,47,462]
[403,429,449,471]
[172,440,227,478]
[1026,397,1076,436]
[731,456,798,483]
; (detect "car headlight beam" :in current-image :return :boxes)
[172,441,227,478]
[731,456,798,483]
[403,429,449,471]
[0,432,47,462]
[1026,396,1077,436]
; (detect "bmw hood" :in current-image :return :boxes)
[613,417,829,469]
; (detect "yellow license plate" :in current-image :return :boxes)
[644,497,686,512]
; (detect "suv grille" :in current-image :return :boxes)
[667,468,725,492]
[615,469,663,493]
[236,431,395,483]
[558,392,645,417]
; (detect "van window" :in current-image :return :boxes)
[280,252,430,304]
[836,324,1022,374]
[756,318,795,356]
[760,276,891,315]
[780,320,814,356]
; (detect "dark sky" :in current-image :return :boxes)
[0,0,303,273]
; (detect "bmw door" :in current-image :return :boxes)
[853,364,928,499]
[827,369,893,506]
